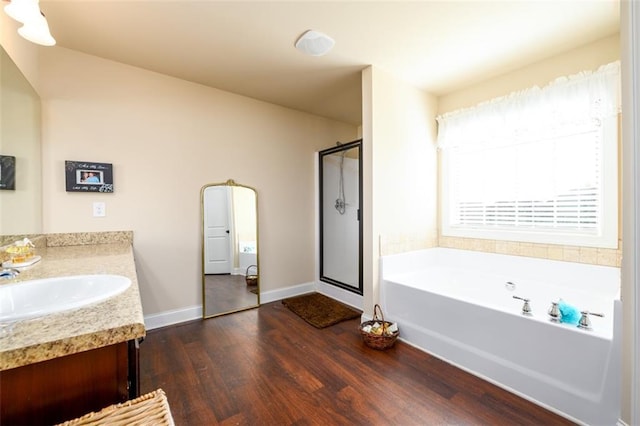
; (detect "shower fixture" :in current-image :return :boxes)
[335,144,346,215]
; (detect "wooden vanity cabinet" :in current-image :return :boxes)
[0,339,140,425]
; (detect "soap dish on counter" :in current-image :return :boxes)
[2,255,42,269]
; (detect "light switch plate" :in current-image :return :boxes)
[93,202,106,217]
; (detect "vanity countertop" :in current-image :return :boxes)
[0,242,146,371]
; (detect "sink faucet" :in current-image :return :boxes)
[0,268,20,279]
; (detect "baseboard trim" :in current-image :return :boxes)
[144,281,364,330]
[144,305,201,330]
[259,281,316,304]
[315,280,363,310]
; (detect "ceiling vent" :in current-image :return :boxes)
[294,30,334,57]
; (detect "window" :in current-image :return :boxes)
[437,62,620,248]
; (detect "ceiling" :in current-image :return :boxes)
[38,1,620,126]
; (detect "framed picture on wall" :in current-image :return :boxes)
[0,155,16,190]
[65,160,114,192]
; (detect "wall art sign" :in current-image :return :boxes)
[65,160,114,193]
[0,155,16,190]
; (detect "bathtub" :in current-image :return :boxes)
[238,241,257,273]
[380,248,621,426]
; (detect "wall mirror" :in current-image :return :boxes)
[0,45,42,235]
[319,139,362,295]
[201,179,259,318]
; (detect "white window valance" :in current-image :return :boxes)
[436,61,621,149]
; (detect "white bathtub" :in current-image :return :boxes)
[380,248,621,426]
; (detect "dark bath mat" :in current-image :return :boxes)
[282,292,362,329]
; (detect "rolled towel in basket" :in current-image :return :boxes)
[362,321,398,336]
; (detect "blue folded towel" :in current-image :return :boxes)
[558,300,581,325]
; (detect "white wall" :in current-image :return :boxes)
[37,46,357,316]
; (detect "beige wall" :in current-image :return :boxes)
[362,66,438,314]
[439,34,620,114]
[37,46,357,315]
[0,14,39,89]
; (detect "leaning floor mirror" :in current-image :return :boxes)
[201,179,259,318]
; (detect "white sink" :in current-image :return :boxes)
[0,275,131,322]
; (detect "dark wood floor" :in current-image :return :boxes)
[140,301,575,425]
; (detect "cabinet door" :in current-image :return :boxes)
[0,341,131,425]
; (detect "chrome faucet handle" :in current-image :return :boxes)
[577,311,605,330]
[548,301,561,322]
[512,295,532,316]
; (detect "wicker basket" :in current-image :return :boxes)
[359,304,399,350]
[57,389,174,426]
[245,265,258,286]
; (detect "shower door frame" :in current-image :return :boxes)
[318,139,363,295]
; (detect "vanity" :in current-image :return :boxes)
[0,232,146,425]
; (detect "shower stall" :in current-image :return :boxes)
[319,139,362,294]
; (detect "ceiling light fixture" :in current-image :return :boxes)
[295,30,334,57]
[4,0,56,46]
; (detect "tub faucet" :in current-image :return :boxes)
[548,301,561,322]
[577,311,604,330]
[512,295,532,316]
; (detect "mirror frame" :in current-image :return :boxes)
[201,179,260,318]
[319,139,363,295]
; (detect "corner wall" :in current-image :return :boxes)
[362,66,438,315]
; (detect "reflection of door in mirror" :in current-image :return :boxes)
[319,139,363,295]
[204,186,233,274]
[202,180,259,318]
